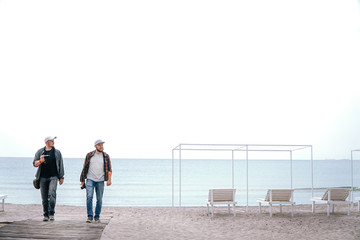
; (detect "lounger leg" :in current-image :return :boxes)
[228,204,230,214]
[207,203,209,216]
[291,204,294,217]
[358,200,360,212]
[270,204,272,217]
[258,202,262,214]
[312,201,315,213]
[211,204,214,217]
[233,204,236,217]
[1,199,4,212]
[332,204,334,213]
[348,203,350,216]
[327,204,330,216]
[280,204,282,213]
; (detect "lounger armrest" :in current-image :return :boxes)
[257,200,295,204]
[207,201,237,204]
[311,197,324,201]
[269,201,295,204]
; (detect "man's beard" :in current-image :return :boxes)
[96,148,103,152]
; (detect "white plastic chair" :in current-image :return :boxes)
[257,189,295,217]
[206,189,237,217]
[311,188,351,216]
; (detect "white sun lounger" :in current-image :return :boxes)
[206,189,237,217]
[0,195,7,212]
[257,189,295,217]
[311,188,351,216]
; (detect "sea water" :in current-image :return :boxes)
[0,157,359,206]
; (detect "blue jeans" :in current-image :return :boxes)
[86,179,104,219]
[40,176,58,217]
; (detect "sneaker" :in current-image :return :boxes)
[94,218,100,223]
[86,217,93,223]
[43,216,49,221]
[49,215,55,221]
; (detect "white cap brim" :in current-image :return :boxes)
[94,139,105,145]
[44,136,57,143]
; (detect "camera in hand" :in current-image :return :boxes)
[81,183,86,189]
[42,155,50,164]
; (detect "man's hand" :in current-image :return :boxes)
[59,178,64,185]
[34,155,45,167]
[107,172,112,186]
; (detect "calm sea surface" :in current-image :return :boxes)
[1,157,359,206]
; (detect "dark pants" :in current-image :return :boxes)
[40,176,58,217]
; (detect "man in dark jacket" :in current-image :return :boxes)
[33,136,64,221]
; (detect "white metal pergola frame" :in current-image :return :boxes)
[172,143,313,210]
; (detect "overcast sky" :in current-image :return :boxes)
[0,0,359,159]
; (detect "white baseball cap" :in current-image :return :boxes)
[94,139,105,146]
[44,136,57,143]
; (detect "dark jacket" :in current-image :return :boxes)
[33,147,65,180]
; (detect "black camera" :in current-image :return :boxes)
[81,183,86,189]
[42,155,50,164]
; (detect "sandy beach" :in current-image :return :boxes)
[1,203,360,239]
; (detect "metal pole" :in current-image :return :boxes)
[290,151,293,189]
[351,150,354,205]
[246,145,249,212]
[179,145,182,208]
[311,146,314,198]
[232,150,234,189]
[172,149,174,207]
